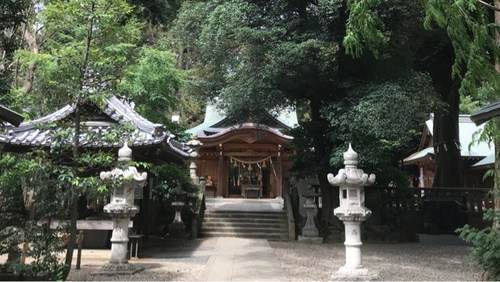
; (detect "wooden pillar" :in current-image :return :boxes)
[217,144,224,197]
[419,166,425,188]
[142,175,152,240]
[277,144,283,198]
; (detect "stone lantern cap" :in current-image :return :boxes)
[327,144,375,187]
[100,166,147,183]
[186,135,203,158]
[100,143,147,183]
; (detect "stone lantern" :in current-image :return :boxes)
[296,177,322,243]
[327,144,377,280]
[186,136,203,185]
[99,143,147,274]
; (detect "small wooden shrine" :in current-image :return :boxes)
[187,102,297,198]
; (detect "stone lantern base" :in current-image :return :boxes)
[331,266,378,281]
[94,263,145,275]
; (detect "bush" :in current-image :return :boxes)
[0,153,66,280]
[458,208,500,280]
[151,163,197,199]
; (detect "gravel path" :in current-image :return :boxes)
[269,241,481,281]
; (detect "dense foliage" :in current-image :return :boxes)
[151,163,197,200]
[0,152,68,280]
[324,73,439,187]
[458,209,500,280]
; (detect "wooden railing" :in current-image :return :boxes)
[366,186,493,234]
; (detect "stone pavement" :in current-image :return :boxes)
[64,236,288,281]
[202,237,287,281]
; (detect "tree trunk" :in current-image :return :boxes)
[432,79,463,188]
[64,105,80,273]
[494,125,500,230]
[309,98,335,232]
[493,0,500,230]
[21,25,38,94]
[64,1,95,274]
[418,35,464,188]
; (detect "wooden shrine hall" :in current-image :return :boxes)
[186,102,298,198]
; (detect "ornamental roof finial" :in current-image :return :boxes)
[118,142,132,162]
[343,143,358,167]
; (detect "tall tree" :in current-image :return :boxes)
[0,0,32,99]
[170,0,435,229]
[13,0,184,273]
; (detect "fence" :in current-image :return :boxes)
[366,186,494,235]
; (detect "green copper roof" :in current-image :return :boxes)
[186,101,298,137]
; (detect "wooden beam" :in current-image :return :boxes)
[217,145,224,197]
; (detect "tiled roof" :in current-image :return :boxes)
[0,104,23,126]
[186,99,298,137]
[1,96,190,158]
[471,101,500,125]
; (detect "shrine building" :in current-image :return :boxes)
[186,102,298,198]
[403,114,494,188]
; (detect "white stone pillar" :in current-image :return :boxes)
[110,217,130,264]
[342,221,362,270]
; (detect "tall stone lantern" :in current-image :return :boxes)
[327,144,377,280]
[99,143,147,274]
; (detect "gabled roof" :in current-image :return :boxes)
[472,154,494,168]
[197,122,294,148]
[1,96,190,159]
[424,115,492,157]
[403,114,493,165]
[403,147,434,165]
[186,100,298,137]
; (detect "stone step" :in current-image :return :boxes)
[203,217,286,224]
[202,209,289,240]
[202,225,287,233]
[204,212,286,219]
[201,231,287,241]
[203,221,287,228]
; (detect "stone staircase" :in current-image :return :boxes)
[201,210,289,240]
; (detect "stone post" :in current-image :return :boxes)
[97,143,147,275]
[327,144,378,280]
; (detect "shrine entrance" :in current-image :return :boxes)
[193,123,294,198]
[227,156,272,198]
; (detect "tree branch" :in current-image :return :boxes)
[477,0,500,12]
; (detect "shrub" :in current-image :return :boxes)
[458,208,500,280]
